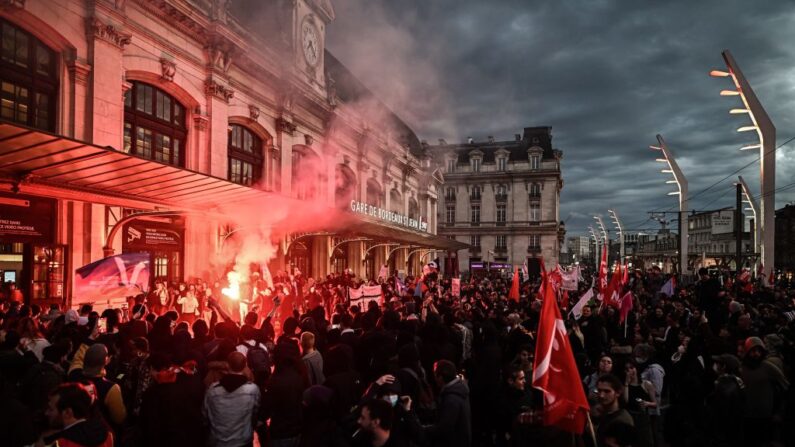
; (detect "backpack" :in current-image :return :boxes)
[243,341,271,375]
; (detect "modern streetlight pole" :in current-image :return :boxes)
[710,50,775,277]
[650,135,689,275]
[608,209,624,262]
[738,175,760,270]
[594,216,609,268]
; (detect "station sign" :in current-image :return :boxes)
[122,222,183,251]
[350,200,428,232]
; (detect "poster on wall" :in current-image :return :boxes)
[711,211,734,235]
[0,194,55,244]
[74,253,150,303]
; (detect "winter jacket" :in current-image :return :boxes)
[262,366,308,440]
[425,377,472,447]
[139,370,205,447]
[203,374,260,447]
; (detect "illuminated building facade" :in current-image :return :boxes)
[0,0,462,307]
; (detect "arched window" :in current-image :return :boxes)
[124,81,186,167]
[0,19,57,131]
[366,178,382,207]
[390,188,402,214]
[408,197,419,220]
[291,146,320,200]
[228,124,262,186]
[335,164,357,208]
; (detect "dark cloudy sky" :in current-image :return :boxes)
[326,0,795,238]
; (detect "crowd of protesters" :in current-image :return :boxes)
[0,264,793,447]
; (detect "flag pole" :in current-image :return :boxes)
[586,412,597,446]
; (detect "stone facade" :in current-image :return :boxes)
[0,0,443,305]
[429,127,564,273]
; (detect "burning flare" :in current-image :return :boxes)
[222,270,241,300]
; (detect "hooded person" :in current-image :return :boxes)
[740,337,789,447]
[203,351,260,447]
[705,354,745,447]
[423,360,471,447]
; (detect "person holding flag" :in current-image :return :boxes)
[532,270,590,435]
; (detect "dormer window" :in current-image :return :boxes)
[446,158,456,173]
[498,157,507,171]
[471,158,481,172]
[530,155,540,170]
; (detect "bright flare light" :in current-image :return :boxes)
[222,270,241,300]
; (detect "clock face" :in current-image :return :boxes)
[301,21,320,67]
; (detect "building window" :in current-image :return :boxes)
[471,205,480,225]
[366,179,383,207]
[496,235,507,249]
[124,82,186,167]
[446,205,455,224]
[445,187,456,200]
[0,20,58,131]
[530,183,541,198]
[228,124,263,186]
[529,234,540,249]
[470,235,481,247]
[530,203,540,221]
[447,159,456,173]
[530,155,540,170]
[497,204,506,224]
[470,185,481,201]
[471,158,481,172]
[498,157,507,171]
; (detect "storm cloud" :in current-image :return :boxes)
[326,0,795,238]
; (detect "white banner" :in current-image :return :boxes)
[561,269,579,291]
[349,284,383,307]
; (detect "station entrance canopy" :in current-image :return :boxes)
[0,123,466,252]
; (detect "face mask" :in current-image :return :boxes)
[635,357,646,364]
[384,395,398,407]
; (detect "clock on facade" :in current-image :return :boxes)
[301,20,320,67]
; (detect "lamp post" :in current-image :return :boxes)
[738,175,760,268]
[594,215,609,262]
[710,50,775,277]
[608,209,624,262]
[650,135,689,275]
[588,225,601,267]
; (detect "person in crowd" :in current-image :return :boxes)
[70,343,127,430]
[301,331,325,386]
[261,339,308,447]
[595,374,635,447]
[705,354,745,447]
[43,383,113,447]
[423,359,471,447]
[622,360,655,447]
[203,351,260,447]
[740,336,789,447]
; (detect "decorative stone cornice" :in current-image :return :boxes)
[194,115,209,131]
[67,60,91,86]
[160,58,176,82]
[86,17,131,49]
[204,37,233,73]
[0,0,24,10]
[204,78,234,102]
[248,105,260,121]
[276,117,296,136]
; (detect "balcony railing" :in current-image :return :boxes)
[470,194,481,202]
[495,194,508,202]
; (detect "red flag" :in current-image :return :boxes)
[509,267,520,302]
[598,243,608,291]
[621,261,629,287]
[532,276,590,433]
[603,262,623,309]
[561,289,570,312]
[619,291,634,323]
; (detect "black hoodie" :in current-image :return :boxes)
[425,378,472,447]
